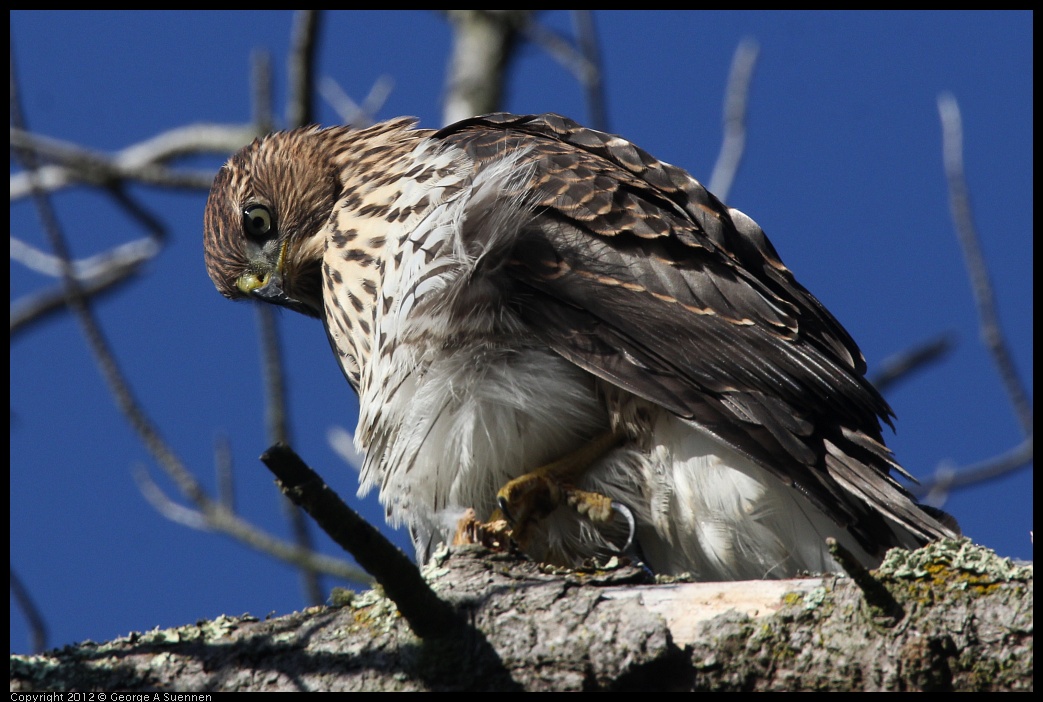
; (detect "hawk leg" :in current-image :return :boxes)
[492,431,635,553]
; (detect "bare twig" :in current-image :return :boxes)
[257,310,292,448]
[869,333,955,393]
[250,51,289,450]
[912,437,1034,503]
[10,123,260,198]
[904,94,1037,509]
[251,49,275,135]
[106,184,168,242]
[257,304,325,605]
[286,10,322,129]
[11,128,171,333]
[11,233,156,277]
[132,465,212,531]
[570,10,608,131]
[131,462,371,582]
[262,27,327,604]
[320,74,394,127]
[938,93,1033,438]
[709,38,759,201]
[12,268,136,335]
[10,236,158,335]
[215,433,236,511]
[261,444,460,639]
[354,75,396,124]
[10,568,47,654]
[521,18,596,87]
[826,538,903,626]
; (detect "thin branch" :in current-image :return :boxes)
[257,304,325,605]
[521,18,596,87]
[10,245,154,335]
[319,74,394,127]
[10,123,260,198]
[256,310,292,448]
[251,47,287,447]
[11,234,157,280]
[214,433,236,511]
[262,26,323,600]
[708,38,759,200]
[286,10,322,129]
[869,333,955,394]
[251,49,275,135]
[570,10,608,131]
[938,93,1033,438]
[912,437,1034,503]
[827,538,903,626]
[131,463,371,583]
[133,465,212,530]
[105,183,169,242]
[11,184,167,334]
[261,444,461,640]
[11,139,170,333]
[10,567,47,654]
[354,75,396,125]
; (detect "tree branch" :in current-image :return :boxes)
[260,444,460,640]
[10,541,1031,691]
[319,74,394,127]
[10,235,159,336]
[9,568,47,655]
[286,10,322,129]
[9,123,260,198]
[441,10,531,125]
[869,333,955,394]
[570,10,608,131]
[938,93,1033,438]
[708,38,759,201]
[912,436,1034,503]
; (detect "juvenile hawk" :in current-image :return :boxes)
[204,113,958,579]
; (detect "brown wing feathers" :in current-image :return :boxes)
[437,113,953,549]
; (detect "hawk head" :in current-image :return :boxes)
[203,127,347,318]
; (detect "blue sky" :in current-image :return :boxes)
[10,11,1032,653]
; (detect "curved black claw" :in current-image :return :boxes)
[610,500,636,553]
[497,495,515,525]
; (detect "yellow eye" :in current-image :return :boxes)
[243,204,273,238]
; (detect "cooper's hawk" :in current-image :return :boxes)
[204,113,958,580]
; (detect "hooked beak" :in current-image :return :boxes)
[236,241,320,317]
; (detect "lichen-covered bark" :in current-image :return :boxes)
[9,540,1032,691]
[684,542,1034,691]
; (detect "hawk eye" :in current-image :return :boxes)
[242,204,273,239]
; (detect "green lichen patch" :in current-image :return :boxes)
[876,538,1032,594]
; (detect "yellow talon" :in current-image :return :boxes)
[493,431,629,550]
